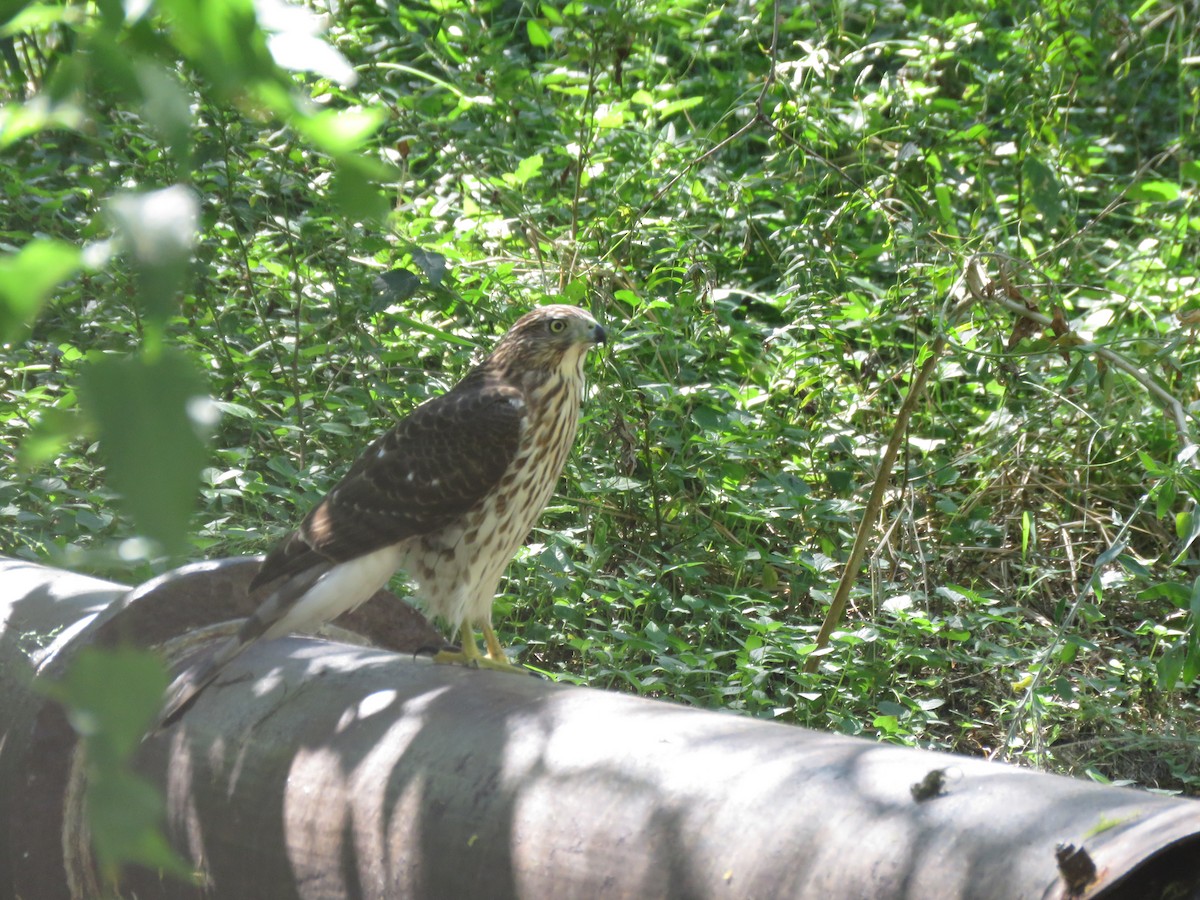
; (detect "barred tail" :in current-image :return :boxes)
[154,562,334,730]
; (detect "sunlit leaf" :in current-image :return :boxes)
[656,96,703,117]
[256,0,357,86]
[526,19,552,48]
[329,159,389,221]
[1,3,88,36]
[107,186,199,267]
[504,153,543,187]
[18,406,83,468]
[294,107,387,156]
[1127,180,1181,202]
[0,97,87,146]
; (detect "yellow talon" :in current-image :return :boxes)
[431,621,529,675]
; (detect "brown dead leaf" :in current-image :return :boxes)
[1179,308,1200,329]
[997,261,1031,305]
[1050,307,1072,361]
[1049,306,1069,337]
[1006,314,1040,349]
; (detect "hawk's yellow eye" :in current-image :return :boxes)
[548,318,567,334]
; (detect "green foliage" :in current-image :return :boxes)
[0,239,80,341]
[2,0,1199,810]
[78,348,213,556]
[39,648,193,884]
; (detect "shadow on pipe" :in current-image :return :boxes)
[1,556,1198,900]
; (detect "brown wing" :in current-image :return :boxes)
[249,377,526,591]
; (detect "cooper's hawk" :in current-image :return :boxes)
[159,305,605,724]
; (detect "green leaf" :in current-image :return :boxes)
[526,19,552,48]
[933,182,954,230]
[371,268,421,312]
[18,406,83,468]
[1022,157,1062,229]
[266,29,356,86]
[656,96,703,117]
[1138,580,1191,608]
[0,98,88,147]
[0,240,81,342]
[78,349,215,556]
[157,0,275,99]
[1139,450,1167,476]
[504,153,544,187]
[1,2,88,36]
[107,186,199,267]
[1157,642,1186,690]
[44,648,168,762]
[40,648,193,881]
[1182,639,1200,686]
[88,770,193,879]
[329,160,389,222]
[1156,479,1177,520]
[873,714,901,734]
[211,400,256,420]
[135,62,194,164]
[294,107,387,156]
[1127,180,1181,202]
[409,248,447,285]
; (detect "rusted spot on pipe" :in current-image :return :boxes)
[1056,842,1098,895]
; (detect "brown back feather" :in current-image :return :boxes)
[250,376,526,590]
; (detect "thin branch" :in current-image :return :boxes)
[1040,147,1179,261]
[965,256,1199,467]
[803,334,951,672]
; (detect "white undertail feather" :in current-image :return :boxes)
[257,544,407,640]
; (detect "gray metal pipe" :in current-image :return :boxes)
[2,557,1199,899]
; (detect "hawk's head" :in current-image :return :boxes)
[488,305,606,376]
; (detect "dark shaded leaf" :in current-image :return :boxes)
[371,268,422,312]
[410,248,447,286]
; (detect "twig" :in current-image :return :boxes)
[964,256,1199,467]
[801,257,973,671]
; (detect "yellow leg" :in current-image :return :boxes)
[481,621,506,661]
[431,621,529,675]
